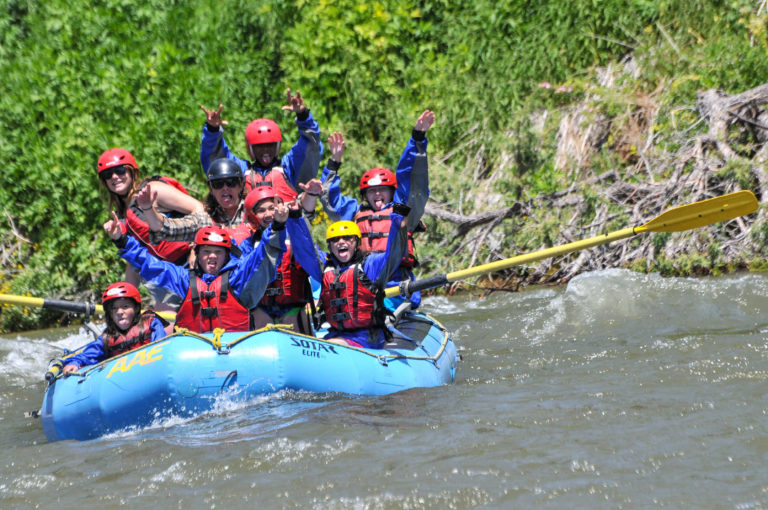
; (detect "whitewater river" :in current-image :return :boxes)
[1,269,767,509]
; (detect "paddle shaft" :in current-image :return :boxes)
[385,190,759,298]
[385,227,636,297]
[0,294,101,315]
[0,293,176,321]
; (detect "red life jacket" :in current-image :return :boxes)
[244,166,298,202]
[175,271,250,333]
[126,176,192,264]
[222,221,252,244]
[320,263,384,331]
[354,206,420,268]
[259,243,310,309]
[101,311,165,357]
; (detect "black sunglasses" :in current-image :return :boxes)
[100,166,129,180]
[210,177,242,190]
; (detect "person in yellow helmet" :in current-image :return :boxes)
[317,203,411,349]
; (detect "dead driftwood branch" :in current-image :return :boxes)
[424,82,768,292]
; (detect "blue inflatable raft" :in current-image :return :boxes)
[40,312,459,442]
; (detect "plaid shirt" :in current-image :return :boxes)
[149,202,246,244]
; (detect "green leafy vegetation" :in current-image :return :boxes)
[1,0,766,331]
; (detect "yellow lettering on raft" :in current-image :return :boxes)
[107,345,164,378]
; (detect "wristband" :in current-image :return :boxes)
[272,220,286,231]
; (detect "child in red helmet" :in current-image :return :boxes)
[302,110,435,310]
[104,205,289,333]
[200,88,323,202]
[62,282,168,374]
[240,187,324,334]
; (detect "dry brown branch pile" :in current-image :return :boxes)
[425,82,768,292]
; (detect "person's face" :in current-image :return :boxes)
[364,185,394,211]
[197,246,228,274]
[251,198,278,228]
[209,177,243,211]
[250,143,279,167]
[329,235,359,264]
[101,165,133,196]
[109,297,137,331]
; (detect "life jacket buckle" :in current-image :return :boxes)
[329,298,348,307]
[331,312,351,321]
[201,307,218,318]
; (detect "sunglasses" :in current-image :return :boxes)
[210,177,242,190]
[100,166,129,180]
[329,235,358,244]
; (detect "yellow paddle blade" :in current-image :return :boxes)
[636,190,758,233]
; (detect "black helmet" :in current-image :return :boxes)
[207,158,243,182]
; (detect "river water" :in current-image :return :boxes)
[1,268,767,509]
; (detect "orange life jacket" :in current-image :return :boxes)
[244,166,298,203]
[102,311,165,357]
[354,206,419,268]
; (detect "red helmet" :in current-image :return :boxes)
[244,186,278,229]
[97,148,138,174]
[102,282,141,306]
[194,225,232,250]
[245,119,282,145]
[359,168,396,192]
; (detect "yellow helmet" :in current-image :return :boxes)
[326,221,361,241]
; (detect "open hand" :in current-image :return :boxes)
[135,184,157,211]
[415,110,435,132]
[328,132,345,162]
[299,178,323,196]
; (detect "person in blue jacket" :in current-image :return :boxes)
[237,187,324,333]
[200,89,322,202]
[103,204,288,333]
[313,204,411,350]
[302,110,434,310]
[62,282,167,374]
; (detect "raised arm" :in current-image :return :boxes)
[200,103,249,177]
[279,88,323,188]
[105,212,189,298]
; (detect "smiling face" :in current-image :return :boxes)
[197,246,228,274]
[101,166,134,197]
[250,198,278,229]
[249,142,279,167]
[108,297,138,332]
[329,235,359,264]
[364,185,394,211]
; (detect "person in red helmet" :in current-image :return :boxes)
[61,282,168,374]
[239,186,324,333]
[138,158,252,246]
[199,88,322,202]
[96,147,203,315]
[302,110,435,309]
[104,205,289,333]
